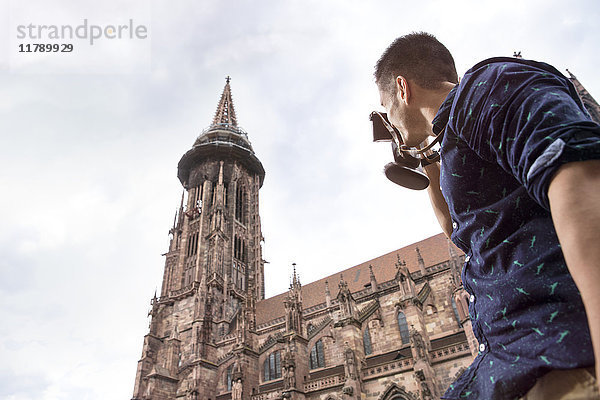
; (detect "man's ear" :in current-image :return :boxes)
[395,75,411,104]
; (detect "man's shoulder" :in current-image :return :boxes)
[468,56,522,71]
[464,57,564,80]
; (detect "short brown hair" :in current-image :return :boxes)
[375,32,458,94]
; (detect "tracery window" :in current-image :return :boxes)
[235,185,246,223]
[186,232,199,256]
[232,236,247,290]
[193,183,203,210]
[234,236,247,262]
[397,311,410,344]
[232,261,245,290]
[363,327,372,355]
[309,339,325,369]
[263,351,281,381]
[225,364,233,391]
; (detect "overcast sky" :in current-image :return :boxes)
[1,0,599,399]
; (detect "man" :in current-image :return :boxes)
[374,32,600,399]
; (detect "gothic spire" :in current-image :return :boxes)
[291,263,301,289]
[284,263,303,334]
[416,247,426,275]
[212,76,238,127]
[369,264,378,292]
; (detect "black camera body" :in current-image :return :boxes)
[370,111,436,190]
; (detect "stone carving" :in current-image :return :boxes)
[343,342,358,380]
[148,292,159,334]
[283,363,296,390]
[144,379,152,398]
[232,378,242,400]
[143,347,155,360]
[410,328,427,360]
[338,276,355,319]
[282,336,296,390]
[231,357,243,400]
[342,385,354,395]
[415,370,432,400]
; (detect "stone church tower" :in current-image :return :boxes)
[132,78,266,399]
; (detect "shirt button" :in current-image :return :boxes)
[465,255,471,262]
[479,343,486,352]
[469,295,475,303]
[452,221,458,229]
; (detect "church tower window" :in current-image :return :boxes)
[233,236,247,291]
[186,232,198,256]
[193,183,203,210]
[235,185,246,223]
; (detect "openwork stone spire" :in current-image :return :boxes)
[212,76,238,127]
[181,77,264,189]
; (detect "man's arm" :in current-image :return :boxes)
[548,159,600,385]
[423,162,453,238]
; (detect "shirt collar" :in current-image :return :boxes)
[432,84,459,135]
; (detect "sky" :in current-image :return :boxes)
[0,0,598,398]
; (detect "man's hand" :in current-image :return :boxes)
[548,159,600,388]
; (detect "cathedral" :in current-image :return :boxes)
[131,71,600,400]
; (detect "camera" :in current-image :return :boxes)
[370,111,437,190]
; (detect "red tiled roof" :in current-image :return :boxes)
[255,233,460,326]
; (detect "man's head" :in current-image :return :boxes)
[375,32,458,95]
[375,32,457,146]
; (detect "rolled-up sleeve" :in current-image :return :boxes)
[449,61,600,210]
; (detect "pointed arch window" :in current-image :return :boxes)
[263,351,281,382]
[233,236,247,263]
[397,311,410,344]
[310,339,325,369]
[233,236,247,291]
[363,327,372,355]
[235,185,246,223]
[381,383,413,400]
[225,364,233,391]
[186,232,199,257]
[192,183,204,211]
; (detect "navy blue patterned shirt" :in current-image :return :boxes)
[433,57,600,399]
